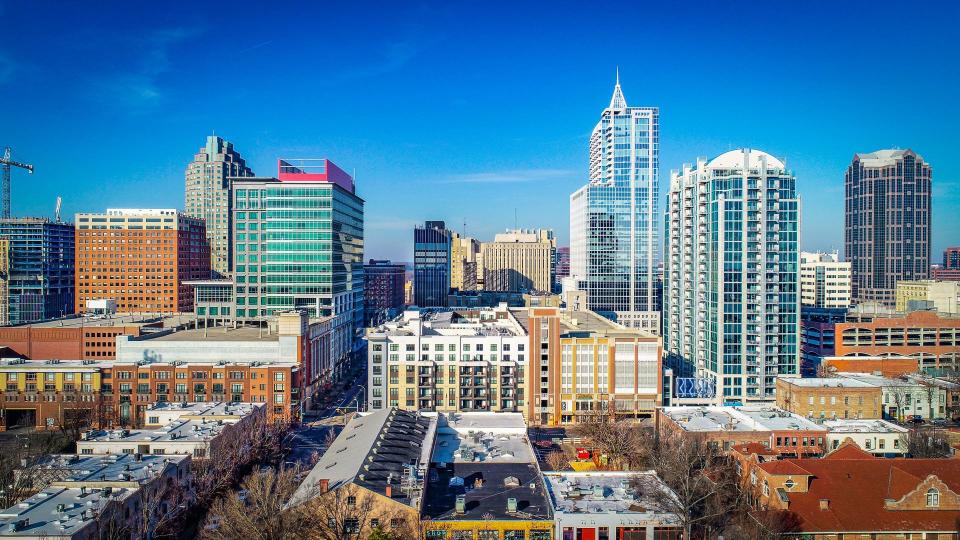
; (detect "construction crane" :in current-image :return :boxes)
[1,147,34,219]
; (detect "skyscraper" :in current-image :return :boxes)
[185,135,253,278]
[0,218,74,324]
[480,229,555,293]
[363,259,405,326]
[230,159,364,331]
[665,149,800,404]
[74,209,208,314]
[554,246,570,292]
[570,75,659,333]
[845,149,932,306]
[414,221,451,307]
[449,233,480,292]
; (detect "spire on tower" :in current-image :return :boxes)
[609,68,627,109]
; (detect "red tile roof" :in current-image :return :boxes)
[822,440,876,460]
[761,460,812,476]
[762,454,960,532]
[732,442,777,457]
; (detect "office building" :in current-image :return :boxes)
[933,247,960,281]
[554,246,569,292]
[800,251,851,308]
[776,377,883,419]
[799,307,847,376]
[230,159,364,333]
[413,221,452,307]
[366,304,662,425]
[845,149,932,306]
[569,76,660,332]
[0,218,74,325]
[184,135,253,277]
[664,149,800,404]
[450,233,480,291]
[748,443,960,538]
[363,259,405,326]
[895,280,959,313]
[74,209,209,314]
[480,229,555,293]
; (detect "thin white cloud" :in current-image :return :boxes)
[439,168,578,184]
[93,26,203,111]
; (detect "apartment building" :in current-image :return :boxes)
[0,359,109,431]
[776,377,883,419]
[895,279,960,313]
[932,246,960,281]
[838,372,948,421]
[184,135,254,277]
[665,149,800,403]
[657,405,828,457]
[450,233,480,291]
[800,251,851,308]
[0,218,75,325]
[74,209,210,314]
[845,149,932,306]
[363,259,405,326]
[366,305,662,426]
[822,418,908,456]
[480,229,555,293]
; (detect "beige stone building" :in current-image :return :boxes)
[480,229,555,293]
[895,279,960,313]
[800,251,851,308]
[449,233,480,291]
[776,377,883,419]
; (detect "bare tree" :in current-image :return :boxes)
[888,385,909,422]
[915,374,941,421]
[544,450,569,471]
[642,432,744,539]
[903,428,952,458]
[729,509,803,540]
[201,465,307,540]
[815,362,836,378]
[0,431,74,507]
[570,418,650,469]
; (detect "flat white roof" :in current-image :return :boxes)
[781,377,876,389]
[544,471,679,519]
[822,419,909,434]
[661,406,825,433]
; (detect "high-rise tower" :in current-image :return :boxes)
[845,149,932,306]
[185,135,254,278]
[570,75,660,333]
[664,149,800,404]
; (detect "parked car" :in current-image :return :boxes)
[932,418,948,426]
[909,415,925,424]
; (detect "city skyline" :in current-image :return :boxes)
[2,2,959,262]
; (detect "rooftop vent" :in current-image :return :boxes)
[455,496,466,514]
[506,497,518,513]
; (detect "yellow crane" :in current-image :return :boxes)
[0,147,34,219]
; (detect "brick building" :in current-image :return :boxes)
[748,441,960,538]
[834,310,960,374]
[657,405,827,457]
[74,209,210,314]
[776,377,883,419]
[363,259,405,326]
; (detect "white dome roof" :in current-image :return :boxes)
[707,149,785,170]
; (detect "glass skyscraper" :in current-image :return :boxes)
[570,76,660,332]
[414,221,451,307]
[664,149,800,404]
[230,159,364,332]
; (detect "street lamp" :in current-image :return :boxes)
[355,384,366,412]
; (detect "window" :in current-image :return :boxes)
[926,488,940,507]
[762,480,769,496]
[344,519,359,533]
[346,496,356,507]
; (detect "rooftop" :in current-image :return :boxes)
[144,401,263,423]
[836,373,918,388]
[4,313,190,330]
[289,408,436,508]
[822,419,908,435]
[431,413,534,465]
[368,307,528,338]
[145,325,287,342]
[0,358,109,370]
[0,454,187,538]
[78,418,235,447]
[855,148,925,167]
[707,148,786,171]
[544,472,679,520]
[661,406,826,433]
[780,377,876,389]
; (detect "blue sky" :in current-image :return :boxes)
[2,1,958,262]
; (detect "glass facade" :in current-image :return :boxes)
[231,179,364,330]
[414,221,451,307]
[570,80,659,332]
[0,218,74,324]
[665,149,800,402]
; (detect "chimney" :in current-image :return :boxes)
[318,479,329,493]
[385,485,392,498]
[819,499,830,510]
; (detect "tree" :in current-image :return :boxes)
[201,465,307,540]
[904,428,952,458]
[570,418,650,469]
[0,431,74,507]
[915,374,941,420]
[544,450,569,471]
[888,385,909,422]
[642,432,745,538]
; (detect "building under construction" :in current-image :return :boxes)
[0,217,75,325]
